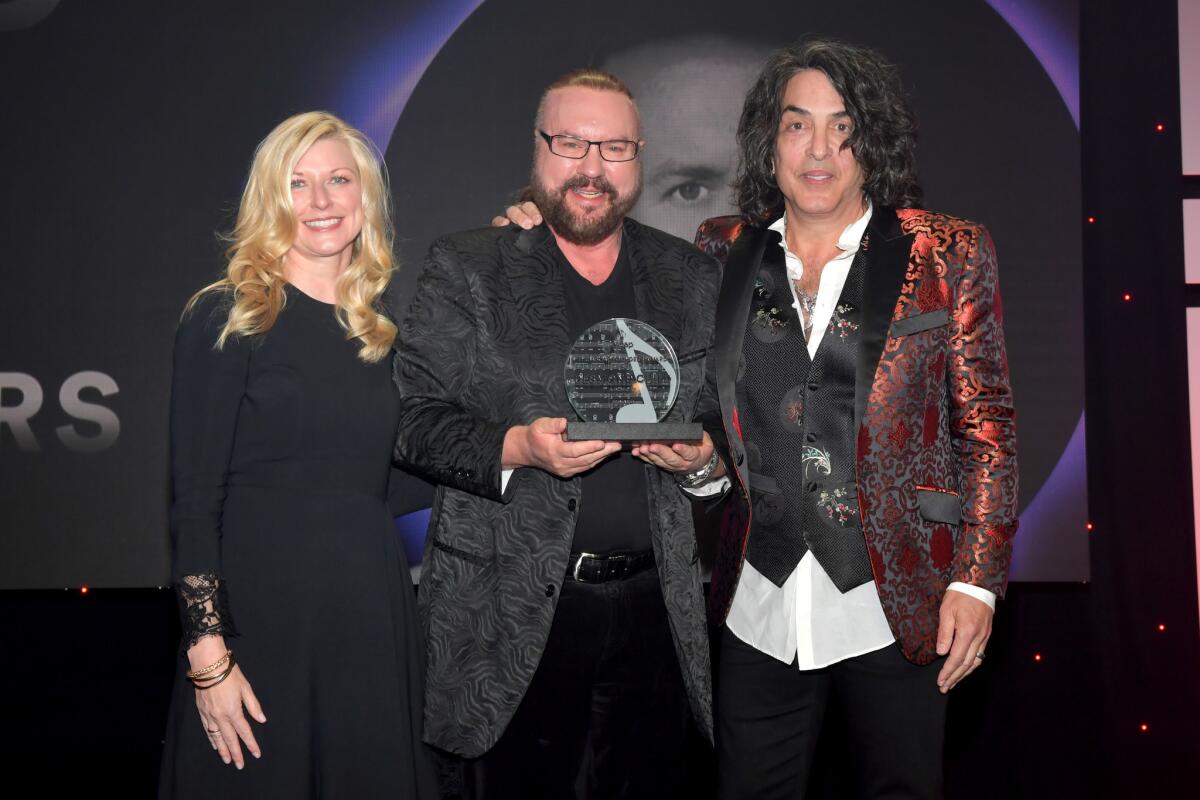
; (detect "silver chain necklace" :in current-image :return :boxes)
[796,286,817,341]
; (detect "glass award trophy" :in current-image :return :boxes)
[563,317,702,442]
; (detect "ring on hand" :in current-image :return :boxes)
[974,651,986,660]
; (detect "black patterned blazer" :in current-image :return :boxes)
[392,218,719,757]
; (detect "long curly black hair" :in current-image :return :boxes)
[734,37,923,221]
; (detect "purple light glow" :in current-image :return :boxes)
[985,0,1079,127]
[336,0,485,149]
[1010,414,1088,581]
[984,0,1084,578]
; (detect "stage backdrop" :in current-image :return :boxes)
[0,0,1084,588]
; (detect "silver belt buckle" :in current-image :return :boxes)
[572,551,599,581]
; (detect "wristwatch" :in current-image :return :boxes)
[674,451,721,488]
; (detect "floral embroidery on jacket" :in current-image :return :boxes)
[817,486,857,525]
[827,303,860,339]
[802,445,831,477]
[751,278,790,332]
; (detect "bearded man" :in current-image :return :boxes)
[392,69,720,798]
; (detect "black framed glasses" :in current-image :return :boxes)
[538,130,642,162]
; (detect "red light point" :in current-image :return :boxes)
[1086,522,1094,531]
[1087,216,1096,224]
[1157,624,1166,632]
[1033,653,1042,662]
[1139,723,1149,732]
[1123,294,1132,302]
[80,586,89,594]
[1155,123,1164,132]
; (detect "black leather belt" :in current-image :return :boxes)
[565,549,655,583]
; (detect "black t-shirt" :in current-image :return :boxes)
[556,238,652,553]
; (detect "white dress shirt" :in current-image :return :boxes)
[701,203,995,669]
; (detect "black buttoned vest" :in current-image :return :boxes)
[738,235,874,591]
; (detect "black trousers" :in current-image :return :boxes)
[716,627,948,800]
[465,567,689,799]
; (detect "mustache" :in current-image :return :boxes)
[560,174,616,195]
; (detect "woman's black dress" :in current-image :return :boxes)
[159,286,435,797]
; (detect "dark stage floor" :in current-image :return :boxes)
[2,583,1105,798]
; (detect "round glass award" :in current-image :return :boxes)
[563,318,701,442]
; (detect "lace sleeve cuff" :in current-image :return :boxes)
[178,572,237,648]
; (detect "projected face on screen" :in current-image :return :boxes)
[601,36,763,241]
[382,0,1087,582]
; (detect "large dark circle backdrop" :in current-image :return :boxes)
[0,0,1082,587]
[384,0,1086,581]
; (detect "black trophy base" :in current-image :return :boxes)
[566,422,703,443]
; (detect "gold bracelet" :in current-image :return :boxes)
[191,654,237,688]
[192,661,236,690]
[186,650,232,679]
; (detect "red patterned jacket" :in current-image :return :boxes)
[695,208,1018,665]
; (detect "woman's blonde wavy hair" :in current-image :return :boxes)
[188,111,397,362]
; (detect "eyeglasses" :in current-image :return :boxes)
[538,130,642,162]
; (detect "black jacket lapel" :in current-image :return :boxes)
[854,207,914,436]
[713,225,774,495]
[625,218,684,347]
[715,226,776,406]
[499,225,572,416]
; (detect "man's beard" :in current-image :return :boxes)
[529,172,641,246]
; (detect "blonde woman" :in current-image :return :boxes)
[158,112,435,797]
